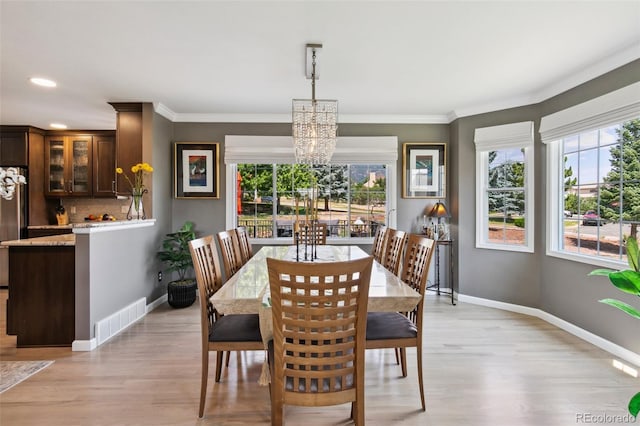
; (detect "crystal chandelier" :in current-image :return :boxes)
[292,44,338,165]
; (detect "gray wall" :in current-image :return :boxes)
[75,224,159,340]
[170,123,449,239]
[537,60,640,353]
[451,59,640,354]
[149,60,640,355]
[452,104,542,307]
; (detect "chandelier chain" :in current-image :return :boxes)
[311,48,316,102]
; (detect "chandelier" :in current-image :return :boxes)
[292,43,338,165]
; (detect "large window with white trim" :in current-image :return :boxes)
[546,119,639,264]
[541,82,639,267]
[475,121,535,252]
[234,163,387,239]
[224,136,397,242]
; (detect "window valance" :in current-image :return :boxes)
[473,121,534,152]
[224,135,398,164]
[539,81,640,143]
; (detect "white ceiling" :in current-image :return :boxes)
[1,1,639,130]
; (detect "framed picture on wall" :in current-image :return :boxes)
[174,142,220,199]
[402,142,446,198]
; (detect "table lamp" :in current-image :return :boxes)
[427,201,450,240]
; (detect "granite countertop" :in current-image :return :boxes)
[27,219,155,232]
[1,234,76,247]
[3,220,156,246]
[27,224,74,230]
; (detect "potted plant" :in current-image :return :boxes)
[589,236,640,418]
[157,221,197,308]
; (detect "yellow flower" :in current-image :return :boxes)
[116,162,153,194]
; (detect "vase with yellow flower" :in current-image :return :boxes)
[116,162,153,220]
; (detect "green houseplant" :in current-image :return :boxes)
[589,236,640,418]
[158,221,197,308]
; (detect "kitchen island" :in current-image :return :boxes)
[4,234,76,346]
[2,219,157,349]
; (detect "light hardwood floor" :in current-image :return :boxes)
[1,289,637,425]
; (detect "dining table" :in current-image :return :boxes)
[209,245,422,384]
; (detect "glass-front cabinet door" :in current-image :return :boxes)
[46,137,66,194]
[45,135,93,196]
[70,137,91,195]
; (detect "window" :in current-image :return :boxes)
[224,136,397,242]
[545,120,639,265]
[541,82,640,267]
[233,163,387,240]
[474,121,535,252]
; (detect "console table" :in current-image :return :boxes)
[429,239,456,305]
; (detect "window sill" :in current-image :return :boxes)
[545,249,626,270]
[475,242,534,253]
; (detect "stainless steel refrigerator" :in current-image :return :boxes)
[0,167,27,287]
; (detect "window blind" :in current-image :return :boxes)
[474,121,534,151]
[539,81,640,144]
[224,135,398,164]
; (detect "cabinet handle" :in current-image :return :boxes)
[112,180,116,193]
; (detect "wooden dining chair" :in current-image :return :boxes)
[216,229,244,279]
[294,222,327,245]
[365,234,435,411]
[266,256,373,426]
[371,225,388,263]
[381,229,407,275]
[189,235,264,418]
[236,226,253,263]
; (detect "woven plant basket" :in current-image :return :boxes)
[167,280,197,308]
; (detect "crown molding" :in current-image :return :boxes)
[534,42,640,105]
[174,112,290,123]
[450,43,640,121]
[152,104,450,124]
[155,45,639,125]
[449,93,538,122]
[153,102,176,121]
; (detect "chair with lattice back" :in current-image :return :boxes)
[294,221,327,245]
[371,225,388,263]
[266,256,373,426]
[236,226,253,263]
[188,235,263,418]
[381,228,407,275]
[216,229,244,279]
[365,234,435,411]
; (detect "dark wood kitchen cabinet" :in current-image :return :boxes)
[45,134,93,197]
[6,244,75,347]
[44,131,116,198]
[109,102,142,195]
[0,126,49,225]
[93,134,116,197]
[0,131,28,166]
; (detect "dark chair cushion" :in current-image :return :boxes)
[210,314,262,342]
[366,312,417,340]
[267,340,354,392]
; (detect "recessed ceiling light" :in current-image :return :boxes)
[30,77,57,88]
[50,123,67,129]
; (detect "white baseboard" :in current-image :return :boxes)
[73,294,168,352]
[95,297,147,347]
[458,294,640,368]
[72,338,97,351]
[146,293,168,312]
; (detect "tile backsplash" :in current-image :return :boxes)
[59,197,132,222]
